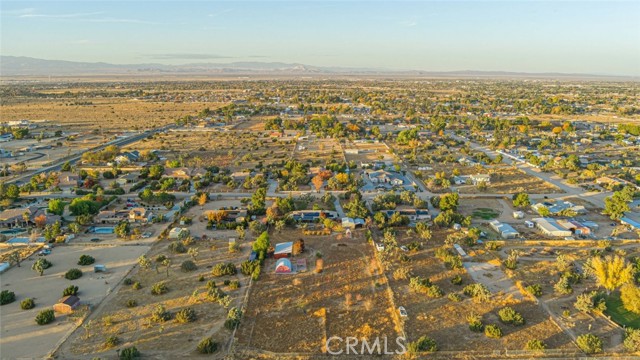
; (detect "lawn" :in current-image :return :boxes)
[472,208,500,220]
[605,291,640,329]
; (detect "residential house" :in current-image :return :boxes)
[0,206,39,228]
[114,150,140,164]
[168,227,189,239]
[470,174,491,185]
[58,173,81,192]
[489,220,519,239]
[533,218,573,238]
[129,207,152,223]
[95,210,127,224]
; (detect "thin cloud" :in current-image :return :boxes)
[207,9,233,18]
[143,53,233,60]
[82,17,160,25]
[399,19,418,27]
[1,8,36,16]
[19,12,104,19]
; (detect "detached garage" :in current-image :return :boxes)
[53,295,80,314]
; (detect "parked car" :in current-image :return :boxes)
[37,249,51,256]
[398,306,408,318]
[141,232,152,238]
[375,243,385,252]
[90,238,101,242]
[400,245,409,252]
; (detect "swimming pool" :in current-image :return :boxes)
[92,227,115,234]
[7,237,46,244]
[0,228,26,236]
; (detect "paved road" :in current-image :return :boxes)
[5,125,173,185]
[446,132,611,210]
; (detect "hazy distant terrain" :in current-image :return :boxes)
[2,56,636,80]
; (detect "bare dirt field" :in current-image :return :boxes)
[0,244,149,360]
[235,230,402,355]
[294,136,343,167]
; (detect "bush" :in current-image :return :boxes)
[180,260,197,272]
[21,298,35,310]
[407,335,438,353]
[463,283,491,303]
[576,333,602,354]
[624,329,640,352]
[228,280,240,290]
[35,309,55,325]
[224,307,242,330]
[198,274,205,282]
[450,275,463,285]
[211,263,237,277]
[175,307,197,323]
[574,291,607,314]
[132,281,142,290]
[554,276,573,295]
[123,278,133,285]
[126,299,137,308]
[498,307,525,326]
[150,304,171,322]
[0,290,16,305]
[393,267,412,281]
[119,346,141,359]
[197,337,218,354]
[525,339,547,351]
[77,255,95,265]
[63,285,79,296]
[105,335,120,348]
[155,254,167,263]
[223,279,231,286]
[151,282,168,295]
[466,313,484,332]
[448,293,462,302]
[484,324,503,338]
[168,241,187,254]
[65,268,83,280]
[525,284,542,297]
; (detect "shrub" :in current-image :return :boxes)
[21,298,35,310]
[574,291,607,314]
[211,263,237,277]
[207,280,217,290]
[132,282,142,290]
[240,260,260,276]
[126,299,137,308]
[168,241,187,253]
[155,254,167,262]
[485,241,501,251]
[448,293,462,302]
[206,287,226,302]
[407,335,437,353]
[175,307,196,323]
[393,267,412,280]
[525,339,547,351]
[35,309,55,325]
[223,279,231,286]
[198,274,205,282]
[65,268,83,280]
[150,304,171,322]
[463,283,491,303]
[576,333,602,354]
[450,275,463,285]
[63,285,79,296]
[197,337,218,354]
[105,335,119,348]
[484,324,503,338]
[0,290,16,305]
[554,276,573,295]
[224,307,242,330]
[119,346,141,359]
[425,284,444,298]
[180,260,197,272]
[624,329,640,352]
[467,313,484,332]
[228,280,240,290]
[78,255,95,265]
[151,282,168,295]
[498,307,525,326]
[123,278,133,285]
[525,284,542,297]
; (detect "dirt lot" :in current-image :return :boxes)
[294,136,343,167]
[1,98,209,130]
[343,140,394,165]
[235,230,402,355]
[0,245,149,360]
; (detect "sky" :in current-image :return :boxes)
[1,1,639,76]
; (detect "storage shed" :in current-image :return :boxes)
[274,242,293,259]
[275,258,293,274]
[53,295,80,314]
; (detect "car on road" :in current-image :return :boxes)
[90,238,101,242]
[398,306,408,318]
[141,232,152,238]
[37,249,51,256]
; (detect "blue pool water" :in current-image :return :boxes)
[0,228,26,236]
[7,237,46,244]
[92,227,115,234]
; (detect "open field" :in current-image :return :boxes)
[605,291,640,329]
[1,99,211,130]
[0,245,149,359]
[235,230,402,355]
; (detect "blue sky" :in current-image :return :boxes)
[2,1,639,75]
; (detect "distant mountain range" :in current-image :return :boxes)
[1,56,635,80]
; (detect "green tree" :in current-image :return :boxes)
[114,221,131,239]
[47,199,65,216]
[588,255,635,293]
[621,283,640,314]
[439,193,459,211]
[604,191,631,220]
[512,192,531,208]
